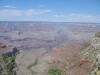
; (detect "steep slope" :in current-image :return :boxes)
[82,32,100,75]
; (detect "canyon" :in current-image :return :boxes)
[0,22,100,75]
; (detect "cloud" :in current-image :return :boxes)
[54,14,66,18]
[26,9,52,16]
[69,14,96,19]
[54,13,99,22]
[0,9,23,17]
[68,13,97,22]
[3,6,16,9]
[54,14,96,19]
[0,9,52,17]
[0,7,99,22]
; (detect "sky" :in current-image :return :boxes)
[0,0,100,22]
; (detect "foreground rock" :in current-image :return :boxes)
[82,32,100,75]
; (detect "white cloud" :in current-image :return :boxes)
[0,7,99,22]
[26,9,52,16]
[54,14,66,18]
[54,13,99,22]
[69,13,96,19]
[0,9,23,17]
[3,6,16,9]
[68,13,97,22]
[0,9,52,17]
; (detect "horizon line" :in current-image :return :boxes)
[0,21,100,24]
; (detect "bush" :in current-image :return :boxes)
[2,55,8,61]
[95,32,100,38]
[0,55,16,74]
[48,67,63,75]
[7,57,16,72]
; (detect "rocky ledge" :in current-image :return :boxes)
[82,32,100,75]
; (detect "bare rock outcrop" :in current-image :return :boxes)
[82,32,100,75]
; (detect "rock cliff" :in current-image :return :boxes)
[82,32,100,75]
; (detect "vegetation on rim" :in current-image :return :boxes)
[48,67,64,75]
[95,32,100,38]
[0,54,16,75]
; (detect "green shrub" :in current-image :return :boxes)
[48,67,63,75]
[95,32,100,38]
[0,55,16,74]
[2,55,8,61]
[7,61,15,72]
[7,57,15,72]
